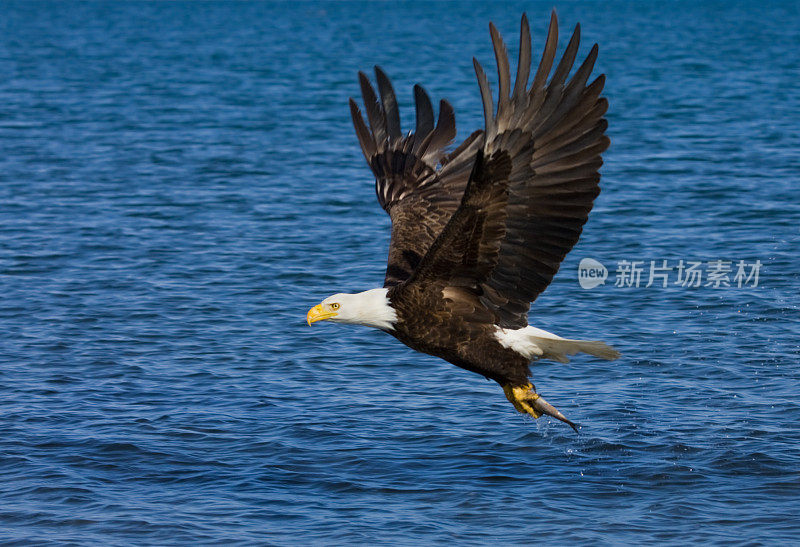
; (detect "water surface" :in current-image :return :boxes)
[1,1,799,544]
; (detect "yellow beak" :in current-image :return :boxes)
[307,304,337,326]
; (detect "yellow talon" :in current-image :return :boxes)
[502,383,578,431]
[502,383,543,418]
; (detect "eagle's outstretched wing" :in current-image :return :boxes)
[349,70,483,287]
[468,12,609,327]
[408,12,609,327]
[352,11,608,327]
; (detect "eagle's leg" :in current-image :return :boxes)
[502,383,579,432]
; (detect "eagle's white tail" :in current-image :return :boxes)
[494,326,621,363]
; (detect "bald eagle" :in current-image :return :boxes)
[307,12,619,430]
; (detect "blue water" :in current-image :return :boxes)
[2,1,799,544]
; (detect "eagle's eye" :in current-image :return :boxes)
[330,303,340,310]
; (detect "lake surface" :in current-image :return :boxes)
[1,0,799,544]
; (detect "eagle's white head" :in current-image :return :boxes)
[307,288,397,331]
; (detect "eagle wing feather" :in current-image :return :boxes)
[473,11,609,327]
[349,69,483,287]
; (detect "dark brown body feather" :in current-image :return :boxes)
[388,283,531,386]
[349,12,609,386]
